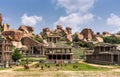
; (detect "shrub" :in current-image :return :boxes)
[12,48,23,62]
[103,36,120,44]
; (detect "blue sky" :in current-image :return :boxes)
[0,0,120,34]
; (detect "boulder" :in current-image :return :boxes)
[54,25,64,36]
[43,27,51,36]
[3,23,9,31]
[64,27,72,35]
[11,41,27,50]
[75,32,84,40]
[0,13,2,25]
[64,27,73,42]
[81,28,94,41]
[95,36,103,42]
[66,34,73,42]
[102,31,111,36]
[2,29,24,41]
[18,25,34,37]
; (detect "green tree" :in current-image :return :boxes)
[103,36,120,44]
[12,48,23,62]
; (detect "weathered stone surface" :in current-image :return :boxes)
[0,13,2,25]
[43,27,51,36]
[81,28,94,41]
[18,25,34,37]
[11,41,27,50]
[54,25,64,36]
[2,29,24,41]
[65,27,72,35]
[95,36,103,42]
[64,27,73,42]
[3,23,9,31]
[75,32,84,40]
[102,31,111,36]
[66,34,73,42]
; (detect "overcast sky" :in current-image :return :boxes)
[0,0,120,34]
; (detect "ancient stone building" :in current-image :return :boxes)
[45,42,73,63]
[86,43,120,65]
[0,38,13,68]
[22,37,45,57]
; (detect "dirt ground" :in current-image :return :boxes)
[0,70,120,77]
[0,62,120,77]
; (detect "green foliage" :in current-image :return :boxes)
[0,24,3,32]
[12,48,23,61]
[34,37,43,43]
[103,36,120,44]
[66,41,72,45]
[78,42,88,47]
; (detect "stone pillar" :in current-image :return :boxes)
[111,53,114,64]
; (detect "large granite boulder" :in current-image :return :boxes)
[2,29,24,41]
[54,25,64,36]
[95,36,103,42]
[102,31,111,36]
[3,23,9,31]
[11,41,27,50]
[64,27,72,35]
[43,27,51,36]
[0,13,2,25]
[75,32,84,40]
[64,27,73,42]
[81,28,94,41]
[18,25,34,37]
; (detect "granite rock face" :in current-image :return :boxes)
[81,28,94,41]
[64,27,73,42]
[102,31,111,36]
[2,29,24,41]
[43,27,51,36]
[3,23,9,31]
[75,32,84,41]
[18,25,34,37]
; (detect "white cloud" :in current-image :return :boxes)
[53,0,96,33]
[54,13,94,33]
[107,13,120,26]
[55,0,96,13]
[21,13,42,26]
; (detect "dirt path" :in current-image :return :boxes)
[81,61,117,69]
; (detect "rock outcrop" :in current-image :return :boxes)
[95,36,103,42]
[64,27,73,42]
[0,13,2,25]
[3,23,9,31]
[102,31,111,36]
[2,29,24,41]
[11,41,27,50]
[75,32,84,41]
[81,28,94,41]
[18,25,34,37]
[43,27,51,36]
[54,25,64,36]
